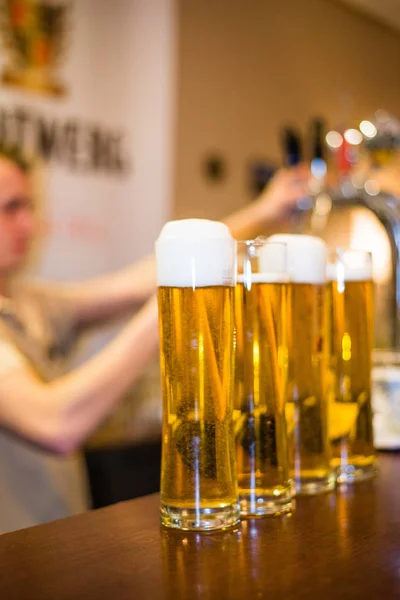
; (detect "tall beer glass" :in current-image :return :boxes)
[328,250,376,483]
[156,219,239,530]
[265,234,335,495]
[235,239,292,516]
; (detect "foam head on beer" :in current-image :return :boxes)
[260,234,327,284]
[327,250,373,282]
[155,219,237,288]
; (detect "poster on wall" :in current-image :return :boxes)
[0,0,174,284]
[0,0,70,97]
[0,0,133,283]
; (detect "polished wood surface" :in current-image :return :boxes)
[1,453,400,600]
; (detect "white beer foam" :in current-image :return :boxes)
[237,273,290,284]
[156,219,236,287]
[260,234,327,284]
[327,262,372,282]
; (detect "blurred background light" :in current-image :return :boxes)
[344,128,363,145]
[326,130,343,149]
[314,192,333,216]
[376,109,390,123]
[311,157,327,179]
[364,179,380,196]
[360,120,377,139]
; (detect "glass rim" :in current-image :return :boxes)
[328,247,373,282]
[332,247,373,260]
[237,238,287,247]
[237,238,288,280]
[237,239,265,247]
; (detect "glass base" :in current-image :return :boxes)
[294,473,336,495]
[160,502,240,531]
[335,461,377,484]
[239,488,293,517]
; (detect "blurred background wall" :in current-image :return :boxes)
[174,0,400,220]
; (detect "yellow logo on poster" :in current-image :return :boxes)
[0,0,70,97]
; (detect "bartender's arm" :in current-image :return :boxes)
[60,165,310,329]
[0,297,159,454]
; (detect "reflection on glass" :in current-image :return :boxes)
[156,219,239,530]
[235,239,292,516]
[328,249,376,483]
[160,527,240,599]
[266,234,334,495]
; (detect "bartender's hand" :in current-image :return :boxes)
[256,164,311,222]
[223,164,311,240]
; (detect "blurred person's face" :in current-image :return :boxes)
[0,158,35,276]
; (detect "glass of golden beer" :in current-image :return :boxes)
[155,219,239,530]
[235,239,292,516]
[328,249,376,483]
[265,234,335,495]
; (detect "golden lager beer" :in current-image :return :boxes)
[328,251,376,482]
[234,240,292,516]
[265,235,335,495]
[156,219,239,530]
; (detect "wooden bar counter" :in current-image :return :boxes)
[1,453,400,599]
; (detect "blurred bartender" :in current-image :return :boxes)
[0,151,310,534]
